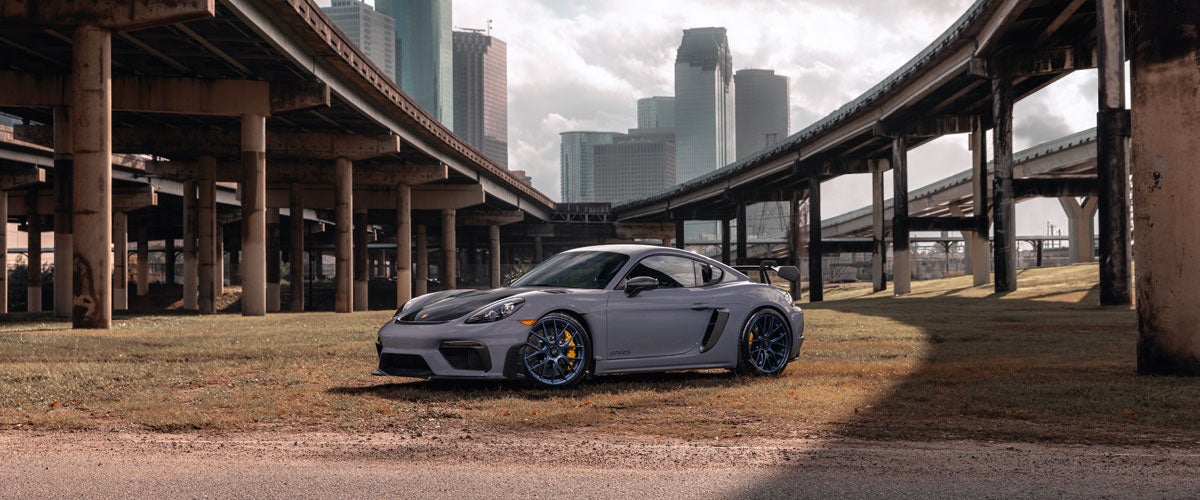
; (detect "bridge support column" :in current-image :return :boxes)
[53,106,73,317]
[26,192,42,312]
[335,157,353,313]
[892,138,911,295]
[969,119,990,286]
[674,219,685,249]
[736,195,747,264]
[871,159,887,293]
[489,224,501,289]
[720,218,731,265]
[182,180,197,311]
[1097,0,1132,305]
[442,209,456,290]
[136,227,148,297]
[289,183,304,312]
[215,224,225,296]
[395,183,411,307]
[789,192,802,301]
[164,241,175,286]
[808,178,823,303]
[1130,0,1200,375]
[415,225,428,296]
[198,156,216,315]
[353,209,368,311]
[241,114,267,316]
[991,60,1017,293]
[71,25,112,328]
[0,191,6,314]
[533,236,543,264]
[266,208,281,313]
[112,211,126,311]
[1060,197,1098,263]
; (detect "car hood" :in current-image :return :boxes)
[400,287,550,322]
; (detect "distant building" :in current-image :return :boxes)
[674,27,735,183]
[735,69,789,160]
[321,0,396,82]
[637,96,675,130]
[453,30,508,168]
[377,0,453,128]
[560,131,622,203]
[592,136,676,203]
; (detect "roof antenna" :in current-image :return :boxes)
[487,19,492,36]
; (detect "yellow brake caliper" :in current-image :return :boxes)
[562,330,577,368]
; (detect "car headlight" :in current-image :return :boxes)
[465,298,525,324]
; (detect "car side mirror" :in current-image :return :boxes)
[777,266,801,282]
[624,276,659,297]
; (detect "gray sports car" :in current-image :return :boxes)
[373,244,804,388]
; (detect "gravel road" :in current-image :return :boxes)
[2,430,1198,499]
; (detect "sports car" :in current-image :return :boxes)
[373,244,804,388]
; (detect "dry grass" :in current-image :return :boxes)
[1,264,1197,445]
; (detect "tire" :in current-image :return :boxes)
[735,308,792,376]
[520,312,591,388]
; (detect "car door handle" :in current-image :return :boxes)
[689,303,710,311]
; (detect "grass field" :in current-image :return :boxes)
[2,264,1197,445]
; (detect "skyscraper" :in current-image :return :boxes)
[377,0,453,128]
[674,27,735,183]
[735,69,789,160]
[321,0,396,82]
[593,133,676,203]
[560,131,622,203]
[453,30,508,168]
[637,96,675,130]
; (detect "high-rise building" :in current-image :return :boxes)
[674,27,735,183]
[453,30,508,167]
[637,96,675,130]
[735,69,789,160]
[321,0,397,82]
[560,131,622,203]
[377,0,453,128]
[593,135,676,203]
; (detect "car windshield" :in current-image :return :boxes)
[511,251,630,289]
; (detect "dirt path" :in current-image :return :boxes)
[2,430,1198,498]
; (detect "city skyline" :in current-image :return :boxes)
[378,0,455,128]
[674,27,736,184]
[453,30,509,168]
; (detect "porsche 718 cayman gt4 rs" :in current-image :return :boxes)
[373,244,804,388]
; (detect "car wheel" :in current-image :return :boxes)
[520,312,591,388]
[736,308,792,376]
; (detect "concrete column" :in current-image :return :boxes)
[164,240,176,286]
[441,209,456,290]
[70,25,111,328]
[991,60,1017,293]
[969,120,991,286]
[1096,0,1132,305]
[26,192,42,312]
[266,207,281,313]
[289,183,304,312]
[182,180,197,311]
[395,183,412,306]
[0,190,7,314]
[334,157,353,313]
[674,219,685,249]
[353,208,368,311]
[533,235,543,264]
[111,211,126,311]
[1129,0,1200,374]
[1060,197,1098,263]
[215,224,224,296]
[736,195,748,264]
[415,224,428,296]
[871,159,887,293]
[720,218,731,265]
[136,227,148,296]
[53,106,74,318]
[489,224,501,289]
[808,179,823,302]
[198,156,216,315]
[240,114,267,316]
[788,192,802,301]
[892,137,912,295]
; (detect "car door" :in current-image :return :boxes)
[604,254,714,360]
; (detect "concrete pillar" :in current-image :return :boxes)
[1060,197,1098,263]
[788,192,802,301]
[1096,0,1132,306]
[26,192,42,312]
[871,159,887,293]
[215,224,225,296]
[53,106,73,318]
[266,207,281,313]
[1129,0,1200,374]
[334,157,353,313]
[415,224,428,296]
[892,137,911,295]
[991,59,1017,293]
[164,240,176,286]
[289,183,304,312]
[353,208,368,311]
[198,156,216,315]
[441,209,456,290]
[674,219,685,249]
[720,218,731,265]
[70,25,111,327]
[489,224,501,289]
[136,227,148,296]
[395,183,412,306]
[0,190,7,314]
[533,235,543,264]
[240,114,267,316]
[808,179,823,303]
[111,211,126,311]
[736,196,747,264]
[182,180,198,311]
[969,120,991,286]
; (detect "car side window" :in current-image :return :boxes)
[623,255,699,288]
[695,262,724,286]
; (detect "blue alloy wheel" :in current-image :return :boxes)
[738,309,791,375]
[521,313,590,388]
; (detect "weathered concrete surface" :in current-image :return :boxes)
[25,190,42,312]
[1096,0,1132,306]
[288,184,304,312]
[70,25,111,328]
[489,224,501,288]
[395,183,411,307]
[991,60,1017,293]
[441,209,456,290]
[415,225,428,296]
[266,208,281,313]
[198,157,216,315]
[1060,197,1098,264]
[334,157,352,313]
[136,227,148,297]
[871,160,886,293]
[0,190,6,314]
[111,211,126,310]
[240,114,266,316]
[892,138,911,296]
[969,123,990,286]
[53,106,73,317]
[182,180,197,311]
[353,209,368,311]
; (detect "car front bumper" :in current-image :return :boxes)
[374,318,530,380]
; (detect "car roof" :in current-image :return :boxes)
[565,244,715,262]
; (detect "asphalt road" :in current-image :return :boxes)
[2,431,1198,499]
